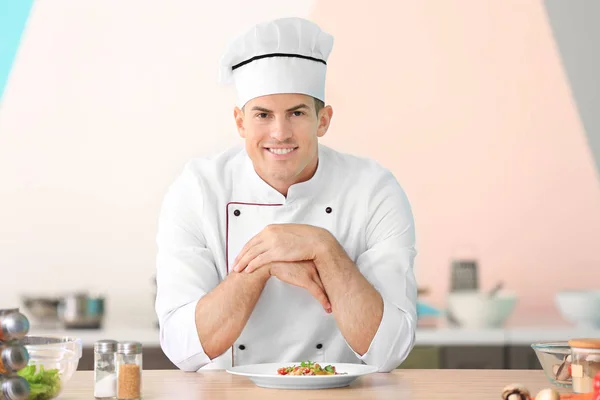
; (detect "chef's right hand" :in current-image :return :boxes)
[269,261,332,313]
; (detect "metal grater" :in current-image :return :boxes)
[450,259,479,292]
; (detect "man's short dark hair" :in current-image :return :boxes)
[242,96,325,116]
[313,97,324,116]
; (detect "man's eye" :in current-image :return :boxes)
[292,111,305,116]
[256,113,268,118]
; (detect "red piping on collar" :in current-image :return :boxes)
[225,201,283,367]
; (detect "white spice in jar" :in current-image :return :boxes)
[94,374,117,398]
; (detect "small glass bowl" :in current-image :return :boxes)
[19,335,83,399]
[531,341,573,388]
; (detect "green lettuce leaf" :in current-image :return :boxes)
[17,365,62,400]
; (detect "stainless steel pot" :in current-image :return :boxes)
[21,297,61,327]
[57,293,105,329]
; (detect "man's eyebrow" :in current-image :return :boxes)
[249,104,311,113]
[286,103,310,112]
[250,106,273,113]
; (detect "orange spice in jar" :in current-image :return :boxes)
[117,364,141,399]
[116,342,142,400]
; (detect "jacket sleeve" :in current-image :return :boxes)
[346,168,418,372]
[154,162,220,371]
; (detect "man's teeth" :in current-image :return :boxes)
[268,148,295,155]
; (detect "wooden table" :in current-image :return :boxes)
[58,369,579,399]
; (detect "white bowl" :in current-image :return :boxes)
[555,290,600,328]
[447,291,518,328]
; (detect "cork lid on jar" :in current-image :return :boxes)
[568,338,600,349]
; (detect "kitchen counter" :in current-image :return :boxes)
[26,321,600,371]
[417,325,600,345]
[57,369,576,399]
[28,323,600,347]
[29,325,163,346]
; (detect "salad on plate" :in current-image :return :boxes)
[277,361,347,376]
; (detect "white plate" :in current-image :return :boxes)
[226,362,378,390]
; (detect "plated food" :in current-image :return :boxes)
[277,361,346,376]
[227,361,377,389]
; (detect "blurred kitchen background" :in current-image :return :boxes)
[0,1,599,370]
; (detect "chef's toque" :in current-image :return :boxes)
[219,17,334,107]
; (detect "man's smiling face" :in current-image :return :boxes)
[234,93,332,194]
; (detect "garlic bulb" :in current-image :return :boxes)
[501,383,530,400]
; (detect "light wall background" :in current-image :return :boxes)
[0,0,599,327]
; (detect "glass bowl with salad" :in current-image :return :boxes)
[18,335,82,400]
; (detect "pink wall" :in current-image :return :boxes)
[310,1,600,314]
[0,0,598,323]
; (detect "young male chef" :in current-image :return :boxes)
[155,17,418,373]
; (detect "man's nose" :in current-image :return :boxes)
[269,117,293,141]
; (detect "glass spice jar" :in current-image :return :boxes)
[116,342,142,400]
[568,338,600,393]
[0,342,29,374]
[94,340,118,399]
[0,374,30,400]
[0,310,29,342]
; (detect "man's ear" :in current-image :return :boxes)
[234,106,245,138]
[316,105,333,138]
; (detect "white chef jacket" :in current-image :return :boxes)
[155,143,417,372]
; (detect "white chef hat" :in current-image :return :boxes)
[219,17,334,107]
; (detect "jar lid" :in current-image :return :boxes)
[94,340,118,353]
[0,312,30,340]
[568,338,600,349]
[117,341,142,355]
[1,344,29,370]
[2,375,30,400]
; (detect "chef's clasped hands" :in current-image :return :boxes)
[233,223,336,314]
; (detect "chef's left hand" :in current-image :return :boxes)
[233,224,327,273]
